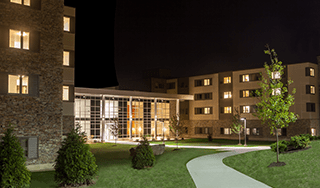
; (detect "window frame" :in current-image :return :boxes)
[8,74,29,95]
[63,86,69,101]
[63,16,71,32]
[224,106,232,114]
[223,91,232,99]
[9,29,30,50]
[10,0,30,6]
[306,103,316,112]
[223,76,231,84]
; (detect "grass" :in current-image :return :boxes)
[29,143,226,188]
[149,138,274,147]
[223,140,320,188]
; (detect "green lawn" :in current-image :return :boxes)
[223,140,320,188]
[30,143,226,188]
[149,138,274,147]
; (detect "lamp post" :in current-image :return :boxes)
[240,117,247,146]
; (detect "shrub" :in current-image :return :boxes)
[53,123,98,187]
[270,140,289,153]
[290,135,310,149]
[132,135,155,169]
[0,123,32,188]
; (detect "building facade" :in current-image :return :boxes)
[166,62,320,141]
[0,1,75,171]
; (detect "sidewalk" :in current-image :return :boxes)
[110,141,272,188]
[186,148,272,188]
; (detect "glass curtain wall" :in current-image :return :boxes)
[75,95,171,141]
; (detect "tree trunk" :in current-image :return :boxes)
[176,130,178,149]
[238,132,241,145]
[275,128,279,163]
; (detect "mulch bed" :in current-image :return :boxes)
[281,146,312,154]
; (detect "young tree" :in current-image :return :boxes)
[254,44,298,165]
[109,117,120,146]
[169,114,186,150]
[230,107,243,145]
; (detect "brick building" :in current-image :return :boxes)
[0,0,75,171]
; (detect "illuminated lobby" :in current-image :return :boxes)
[74,87,193,142]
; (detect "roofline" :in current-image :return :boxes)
[75,87,194,101]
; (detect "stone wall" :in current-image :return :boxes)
[0,0,64,165]
[182,119,318,141]
[62,115,75,136]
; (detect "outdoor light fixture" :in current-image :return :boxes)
[240,118,247,146]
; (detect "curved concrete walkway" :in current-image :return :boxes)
[186,148,272,188]
[106,141,272,188]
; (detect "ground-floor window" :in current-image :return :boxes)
[252,128,260,135]
[220,128,231,135]
[195,127,212,134]
[311,128,316,136]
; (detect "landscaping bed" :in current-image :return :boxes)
[29,143,225,188]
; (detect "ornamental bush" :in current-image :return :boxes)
[53,123,98,187]
[290,135,310,149]
[270,140,289,153]
[132,135,155,169]
[0,123,31,188]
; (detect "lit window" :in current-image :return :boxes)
[272,88,281,96]
[243,90,249,98]
[10,0,30,6]
[24,0,30,6]
[63,86,69,101]
[311,128,316,136]
[243,106,250,113]
[252,128,260,135]
[8,75,28,94]
[204,79,211,86]
[204,107,211,114]
[224,107,232,114]
[224,128,231,134]
[9,30,29,50]
[246,128,250,135]
[224,77,231,84]
[310,86,315,94]
[63,51,70,66]
[310,68,315,77]
[224,91,232,99]
[64,17,70,32]
[242,75,249,82]
[272,71,281,79]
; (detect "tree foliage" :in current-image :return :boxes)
[0,123,31,188]
[53,123,98,187]
[254,44,298,163]
[169,114,186,149]
[230,107,243,145]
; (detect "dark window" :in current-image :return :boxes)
[281,128,287,136]
[167,82,175,89]
[195,80,203,87]
[307,103,316,112]
[195,93,212,100]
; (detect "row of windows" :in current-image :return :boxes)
[220,128,261,135]
[193,68,315,88]
[0,73,72,101]
[196,85,316,101]
[194,103,317,115]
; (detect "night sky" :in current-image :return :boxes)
[65,0,320,90]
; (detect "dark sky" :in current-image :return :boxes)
[66,0,320,90]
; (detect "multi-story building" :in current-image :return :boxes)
[0,1,75,172]
[172,62,320,141]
